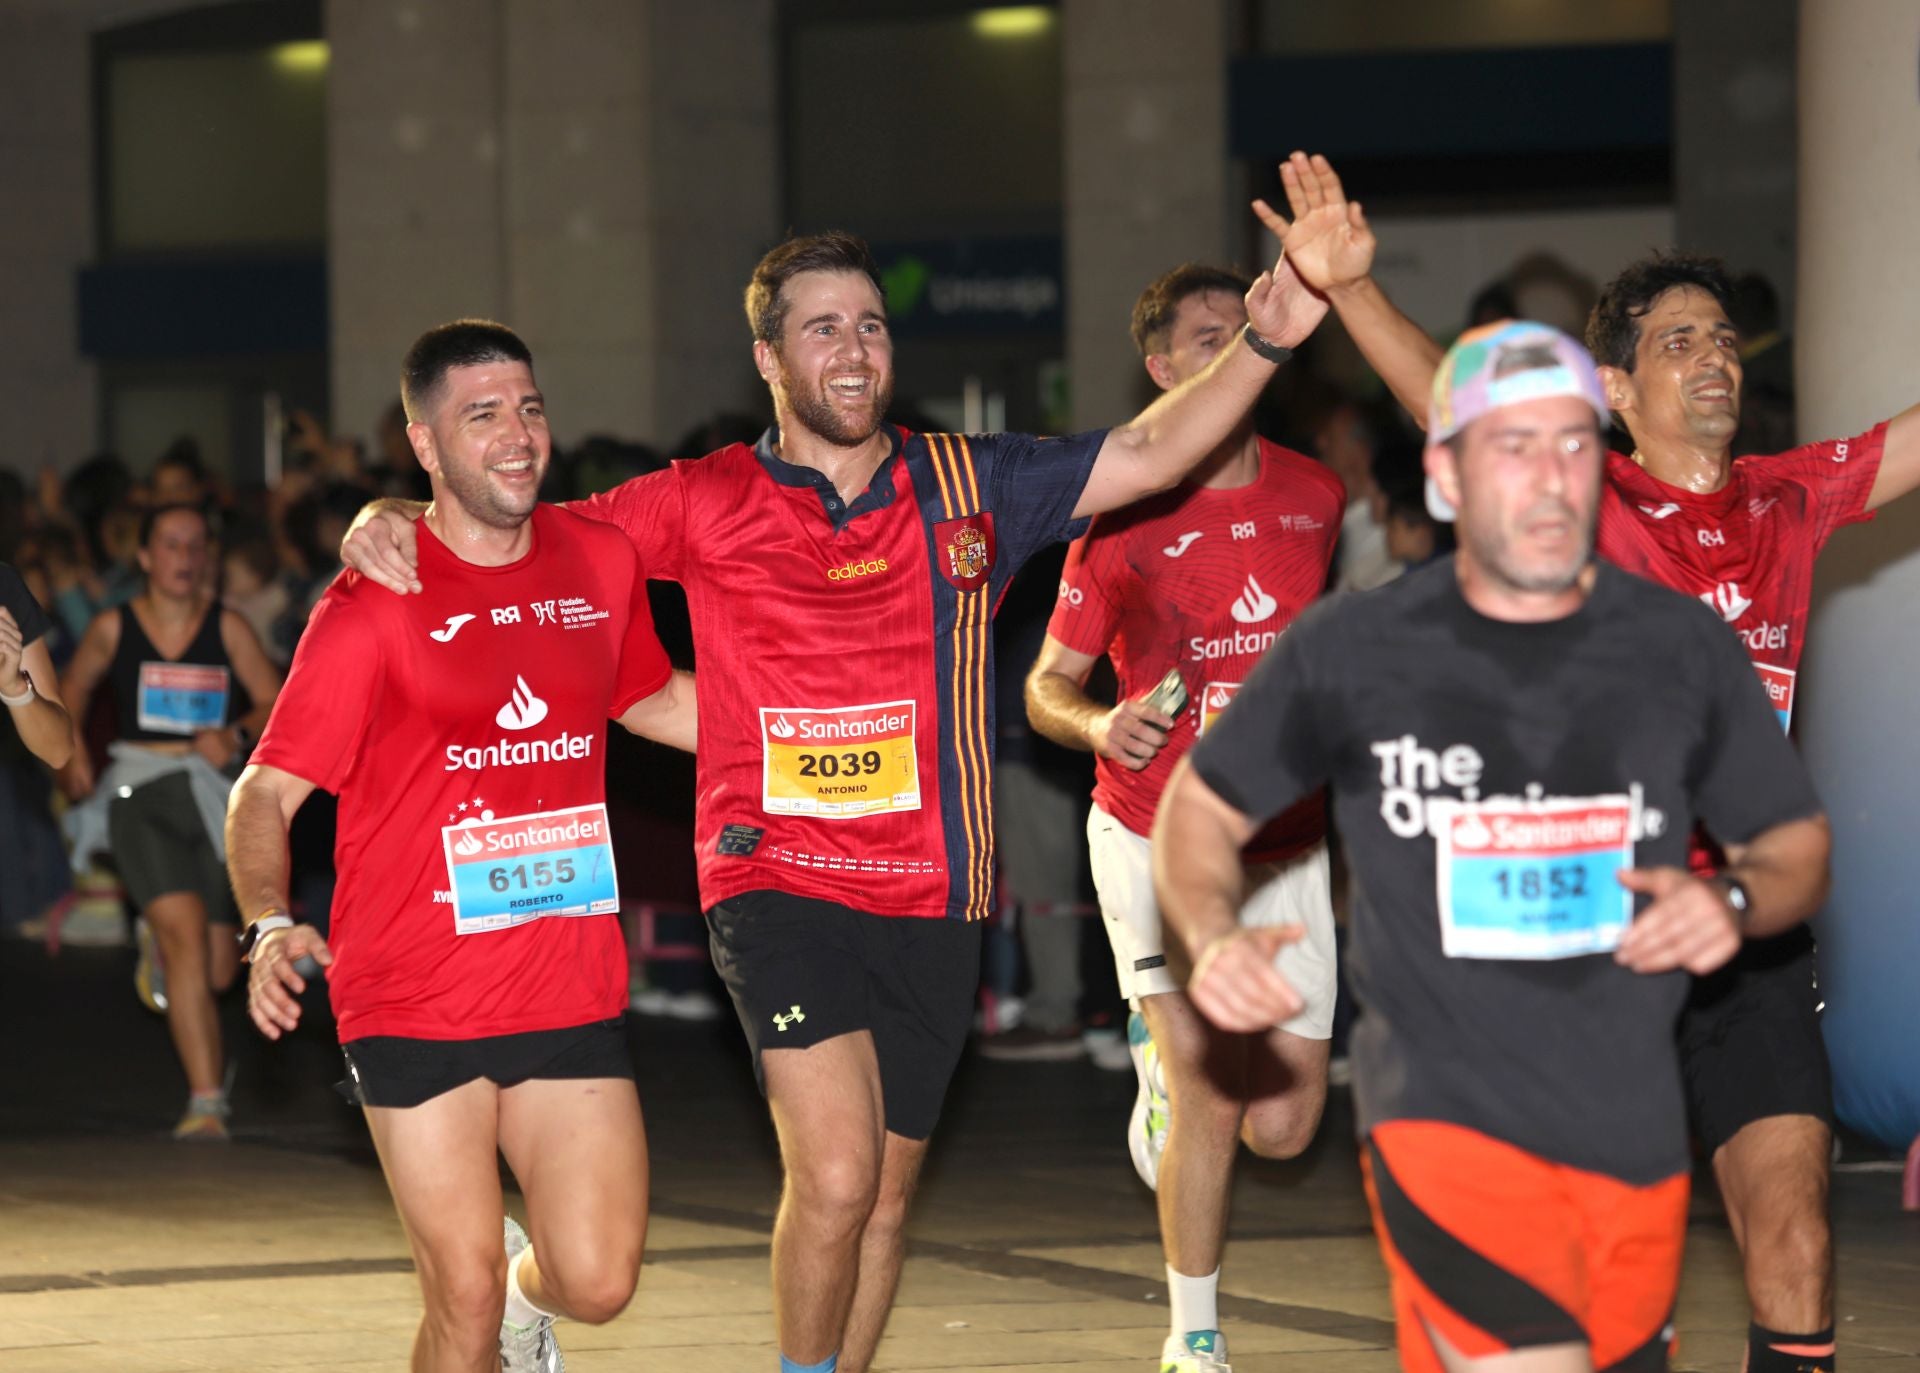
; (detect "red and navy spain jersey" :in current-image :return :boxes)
[575,424,1102,920]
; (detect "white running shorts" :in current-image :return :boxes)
[1087,803,1337,1039]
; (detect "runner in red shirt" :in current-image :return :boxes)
[341,219,1331,1373]
[227,322,693,1373]
[1272,151,1920,1373]
[1027,264,1344,1373]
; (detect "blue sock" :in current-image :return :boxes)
[779,1355,837,1373]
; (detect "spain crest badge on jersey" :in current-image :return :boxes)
[934,513,996,592]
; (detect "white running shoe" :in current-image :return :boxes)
[1161,1329,1231,1371]
[1127,1011,1169,1191]
[500,1217,564,1372]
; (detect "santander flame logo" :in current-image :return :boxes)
[769,715,797,739]
[1701,582,1753,623]
[1206,685,1233,711]
[495,676,549,731]
[1229,574,1278,625]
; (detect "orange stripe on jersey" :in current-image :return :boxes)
[927,433,992,920]
[953,437,994,917]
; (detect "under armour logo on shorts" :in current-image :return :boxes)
[772,1005,806,1031]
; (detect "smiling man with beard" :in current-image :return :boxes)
[343,224,1328,1373]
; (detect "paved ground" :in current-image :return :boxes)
[2,941,1915,1371]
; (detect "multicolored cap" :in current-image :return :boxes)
[1424,320,1611,520]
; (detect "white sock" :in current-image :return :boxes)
[1167,1264,1220,1337]
[503,1247,557,1329]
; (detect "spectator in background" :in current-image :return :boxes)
[1,562,73,768]
[0,561,74,937]
[1369,437,1455,573]
[980,542,1100,1063]
[1731,271,1795,457]
[221,524,293,668]
[150,439,213,508]
[1312,398,1402,591]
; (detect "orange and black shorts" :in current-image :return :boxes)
[1362,1121,1689,1373]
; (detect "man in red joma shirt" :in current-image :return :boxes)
[229,321,694,1373]
[1028,263,1345,1373]
[1271,150,1920,1373]
[343,223,1329,1373]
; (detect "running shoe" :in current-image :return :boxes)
[500,1216,564,1372]
[172,1095,229,1142]
[1128,1010,1169,1191]
[134,917,168,1013]
[1161,1329,1231,1372]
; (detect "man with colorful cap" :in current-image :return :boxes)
[1155,321,1833,1373]
[1270,150,1920,1373]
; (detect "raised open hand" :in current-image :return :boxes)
[1253,151,1377,296]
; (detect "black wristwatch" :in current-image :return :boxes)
[1713,875,1752,932]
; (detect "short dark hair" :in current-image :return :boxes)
[1131,264,1250,357]
[1585,253,1735,372]
[138,501,209,548]
[152,436,207,483]
[744,232,884,347]
[400,320,534,422]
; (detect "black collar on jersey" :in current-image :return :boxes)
[753,424,902,530]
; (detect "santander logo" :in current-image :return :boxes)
[769,715,797,740]
[495,676,550,731]
[1230,574,1278,625]
[1701,582,1754,623]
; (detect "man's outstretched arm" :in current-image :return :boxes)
[1263,150,1444,424]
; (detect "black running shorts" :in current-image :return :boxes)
[1677,932,1834,1155]
[340,1017,633,1109]
[108,770,238,923]
[706,889,982,1141]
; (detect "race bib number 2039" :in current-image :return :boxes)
[760,701,921,819]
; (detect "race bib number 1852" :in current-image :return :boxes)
[760,701,920,819]
[1431,795,1636,960]
[441,803,619,935]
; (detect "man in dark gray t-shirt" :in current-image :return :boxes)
[1152,322,1831,1373]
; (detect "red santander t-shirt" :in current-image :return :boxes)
[1597,425,1884,874]
[1048,439,1345,860]
[251,506,671,1041]
[1598,424,1885,732]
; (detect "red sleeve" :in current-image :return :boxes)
[1769,422,1886,552]
[250,588,382,794]
[1046,522,1127,656]
[563,467,686,581]
[608,551,673,718]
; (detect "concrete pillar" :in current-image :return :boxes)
[1672,0,1798,306]
[0,12,96,473]
[1063,0,1231,429]
[326,0,776,446]
[1795,0,1920,1150]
